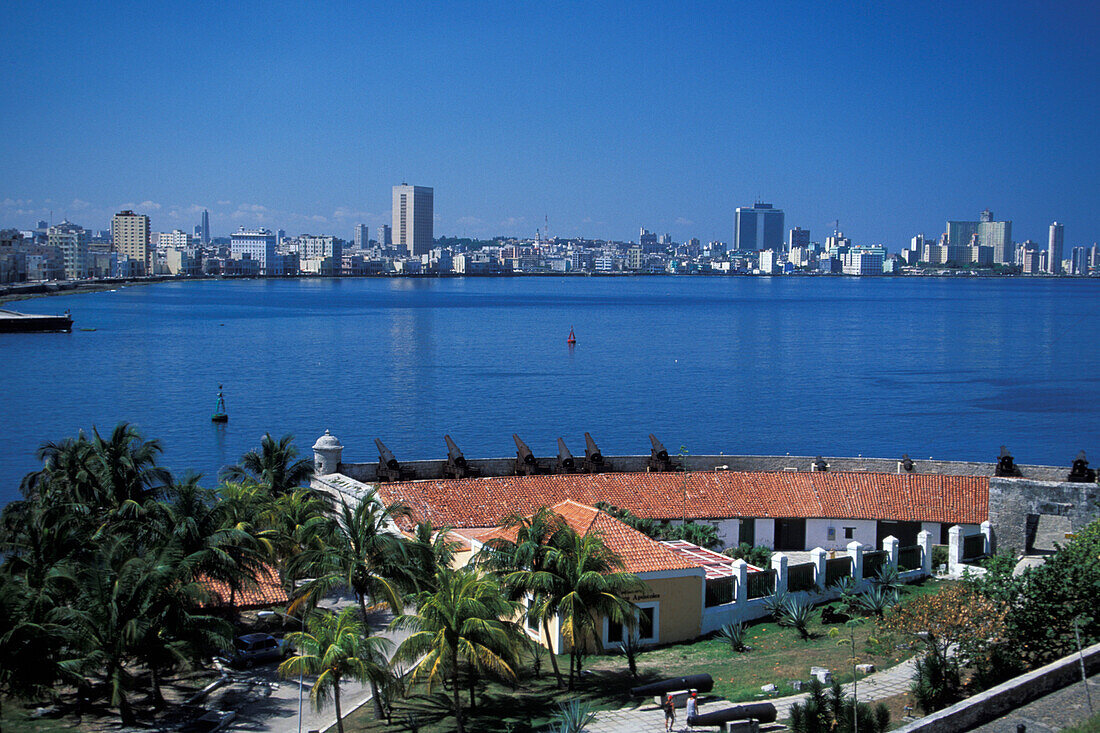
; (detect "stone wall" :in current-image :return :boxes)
[337,454,1069,484]
[988,477,1100,556]
[894,641,1100,733]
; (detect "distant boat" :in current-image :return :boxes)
[211,385,228,423]
[567,326,576,345]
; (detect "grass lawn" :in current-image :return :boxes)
[335,580,950,732]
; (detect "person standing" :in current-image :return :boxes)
[664,693,676,732]
[686,690,698,724]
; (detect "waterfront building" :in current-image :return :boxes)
[392,184,434,257]
[230,227,279,275]
[299,235,342,261]
[735,202,784,253]
[1021,248,1042,274]
[1071,246,1088,275]
[626,245,643,270]
[1048,222,1064,275]
[160,229,191,249]
[788,226,810,254]
[112,210,151,275]
[48,220,90,280]
[946,210,1012,265]
[825,231,851,259]
[1091,244,1099,270]
[704,241,727,258]
[758,249,778,274]
[842,246,885,275]
[165,247,201,276]
[354,223,368,250]
[200,209,210,244]
[788,246,808,268]
[639,228,659,252]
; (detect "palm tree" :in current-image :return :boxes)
[265,488,333,595]
[390,566,522,733]
[477,506,569,688]
[220,433,314,496]
[214,481,280,607]
[278,608,392,733]
[291,492,410,717]
[407,520,460,593]
[87,423,172,518]
[546,527,644,690]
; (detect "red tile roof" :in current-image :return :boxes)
[199,564,289,610]
[480,500,701,575]
[377,471,988,529]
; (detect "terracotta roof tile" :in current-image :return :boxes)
[199,564,289,610]
[378,471,988,530]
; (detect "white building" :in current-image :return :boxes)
[842,246,885,275]
[48,221,89,280]
[392,184,434,257]
[758,249,778,274]
[353,224,368,250]
[230,228,279,275]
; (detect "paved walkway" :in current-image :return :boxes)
[969,672,1098,733]
[587,658,918,733]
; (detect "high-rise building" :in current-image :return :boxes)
[392,184,434,257]
[200,209,210,244]
[947,210,1012,265]
[354,223,368,250]
[1070,247,1088,275]
[377,224,392,247]
[112,210,151,274]
[734,203,784,252]
[48,220,89,280]
[1048,222,1064,275]
[788,227,809,253]
[230,227,279,275]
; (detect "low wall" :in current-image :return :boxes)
[988,477,1100,556]
[337,454,1067,484]
[894,641,1100,733]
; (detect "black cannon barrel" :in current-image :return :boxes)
[375,439,400,470]
[649,433,669,461]
[584,432,604,464]
[629,674,713,697]
[513,434,536,466]
[688,703,777,726]
[557,438,575,469]
[444,434,467,468]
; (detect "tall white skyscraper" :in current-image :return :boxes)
[1048,222,1064,275]
[392,184,434,257]
[354,223,368,250]
[200,209,210,244]
[378,224,392,247]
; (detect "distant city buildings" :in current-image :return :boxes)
[393,184,433,257]
[354,223,368,250]
[48,221,90,280]
[788,226,809,254]
[230,227,279,275]
[112,210,151,275]
[1048,222,1064,275]
[946,209,1012,265]
[734,202,784,253]
[200,209,210,245]
[377,224,392,247]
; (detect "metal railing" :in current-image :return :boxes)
[963,533,986,560]
[863,550,887,579]
[705,577,736,607]
[825,556,853,587]
[898,545,923,571]
[746,569,776,599]
[787,562,817,592]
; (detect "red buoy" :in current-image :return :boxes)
[567,326,576,344]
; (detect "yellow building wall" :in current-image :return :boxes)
[624,574,703,646]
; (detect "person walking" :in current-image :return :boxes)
[685,690,698,726]
[664,693,676,732]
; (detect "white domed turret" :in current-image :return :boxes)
[312,430,343,475]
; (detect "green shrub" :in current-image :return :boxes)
[716,622,748,653]
[723,542,773,567]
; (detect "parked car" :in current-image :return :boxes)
[230,633,284,668]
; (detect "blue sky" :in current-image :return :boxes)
[3,1,1098,248]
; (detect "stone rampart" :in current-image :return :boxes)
[336,453,1068,485]
[988,476,1100,555]
[894,641,1100,733]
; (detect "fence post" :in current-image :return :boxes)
[733,559,748,605]
[948,525,963,573]
[771,552,788,595]
[981,520,994,556]
[917,529,933,577]
[883,535,899,570]
[811,547,828,590]
[848,541,864,588]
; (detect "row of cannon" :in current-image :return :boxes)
[372,432,678,482]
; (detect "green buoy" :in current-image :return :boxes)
[211,384,228,423]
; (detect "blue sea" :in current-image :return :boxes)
[1,276,1098,505]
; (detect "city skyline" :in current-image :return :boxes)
[3,3,1099,246]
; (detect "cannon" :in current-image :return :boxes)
[375,439,412,482]
[513,434,538,476]
[443,434,475,479]
[629,674,714,697]
[688,703,777,727]
[995,445,1022,477]
[556,438,576,473]
[812,455,828,471]
[583,432,608,473]
[900,453,914,472]
[648,433,674,472]
[1068,450,1096,483]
